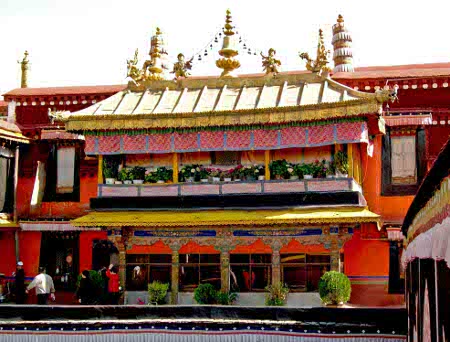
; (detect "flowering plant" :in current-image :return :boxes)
[209,168,221,178]
[312,159,327,178]
[220,169,234,179]
[269,159,289,179]
[326,160,336,175]
[155,167,173,182]
[232,164,244,179]
[199,167,209,179]
[180,164,201,181]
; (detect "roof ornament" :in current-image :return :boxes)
[18,51,29,88]
[332,14,354,73]
[171,53,193,80]
[299,29,331,76]
[216,10,241,78]
[261,48,281,76]
[375,84,399,104]
[126,28,166,86]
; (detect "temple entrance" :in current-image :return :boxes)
[92,239,119,271]
[39,231,80,291]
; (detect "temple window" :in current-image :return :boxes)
[281,254,330,291]
[381,127,426,196]
[230,254,272,292]
[0,145,15,213]
[391,136,416,185]
[211,151,241,165]
[126,254,172,291]
[43,144,80,202]
[179,253,221,291]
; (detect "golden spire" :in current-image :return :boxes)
[143,27,165,80]
[332,14,354,72]
[19,51,29,88]
[216,10,240,78]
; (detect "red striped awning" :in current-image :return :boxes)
[384,114,432,127]
[20,222,100,231]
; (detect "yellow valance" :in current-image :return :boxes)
[71,207,380,228]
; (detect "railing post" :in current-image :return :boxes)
[172,153,178,183]
[98,155,103,184]
[264,150,270,180]
[347,144,354,179]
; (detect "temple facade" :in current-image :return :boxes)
[1,12,450,306]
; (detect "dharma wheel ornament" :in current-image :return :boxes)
[299,29,331,76]
[216,10,241,78]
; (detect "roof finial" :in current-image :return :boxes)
[19,51,29,88]
[299,29,331,75]
[216,10,240,78]
[332,14,354,72]
[142,27,165,80]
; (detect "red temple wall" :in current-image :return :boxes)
[18,232,41,277]
[79,231,108,272]
[0,231,17,276]
[16,144,97,219]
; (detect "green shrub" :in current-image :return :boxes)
[194,283,217,304]
[265,282,289,306]
[215,291,237,305]
[130,166,146,180]
[76,270,103,288]
[318,271,351,305]
[335,151,349,174]
[148,281,169,305]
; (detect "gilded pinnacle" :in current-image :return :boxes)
[223,9,235,36]
[337,14,344,23]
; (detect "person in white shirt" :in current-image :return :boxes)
[26,267,56,305]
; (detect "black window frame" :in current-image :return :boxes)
[230,253,272,292]
[126,254,172,291]
[281,253,331,292]
[179,253,221,291]
[381,127,427,196]
[43,144,81,202]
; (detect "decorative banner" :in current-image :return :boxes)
[85,122,368,155]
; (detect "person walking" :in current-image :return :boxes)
[26,267,55,305]
[76,270,95,305]
[13,261,26,304]
[106,264,120,305]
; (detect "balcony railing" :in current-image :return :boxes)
[97,178,361,198]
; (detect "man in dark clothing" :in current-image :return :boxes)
[14,261,26,304]
[76,270,95,305]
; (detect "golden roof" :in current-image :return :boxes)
[71,207,380,228]
[64,73,387,131]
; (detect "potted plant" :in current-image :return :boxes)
[144,170,158,184]
[103,158,118,184]
[335,151,349,177]
[312,159,327,178]
[232,165,243,181]
[130,166,146,184]
[210,168,221,182]
[193,283,217,304]
[148,281,169,305]
[155,167,173,183]
[118,168,132,184]
[293,164,304,179]
[286,164,297,180]
[300,163,314,179]
[222,169,233,182]
[199,167,209,183]
[180,164,200,182]
[318,271,351,306]
[326,160,336,178]
[265,282,289,306]
[255,165,265,181]
[269,159,288,180]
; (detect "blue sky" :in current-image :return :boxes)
[0,0,449,96]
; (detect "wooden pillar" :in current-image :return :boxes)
[172,153,178,183]
[13,145,20,262]
[347,143,354,179]
[97,155,103,184]
[264,150,270,180]
[330,244,340,272]
[220,249,230,293]
[171,249,180,304]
